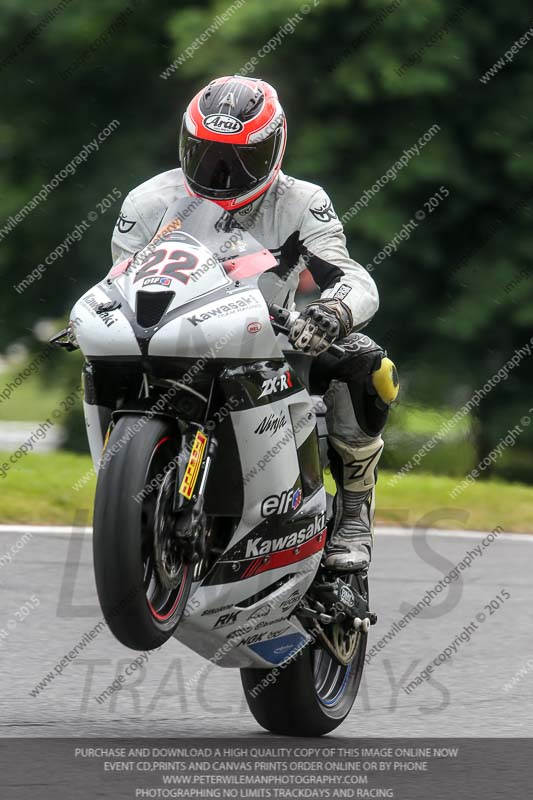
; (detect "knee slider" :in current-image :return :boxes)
[371,357,399,405]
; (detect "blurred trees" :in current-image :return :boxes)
[0,0,532,479]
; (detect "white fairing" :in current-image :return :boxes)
[72,283,141,358]
[148,287,279,361]
[83,401,108,469]
[74,221,328,668]
[175,390,326,668]
[71,236,281,361]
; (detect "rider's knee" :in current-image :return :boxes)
[371,356,399,405]
[342,333,400,406]
[347,347,399,438]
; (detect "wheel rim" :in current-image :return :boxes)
[140,436,188,623]
[311,572,368,711]
[312,638,361,707]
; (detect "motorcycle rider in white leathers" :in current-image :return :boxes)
[111,76,399,573]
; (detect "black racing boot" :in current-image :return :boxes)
[325,436,384,572]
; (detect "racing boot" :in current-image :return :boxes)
[325,435,384,572]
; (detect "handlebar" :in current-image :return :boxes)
[268,303,345,359]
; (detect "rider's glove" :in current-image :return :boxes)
[288,299,352,355]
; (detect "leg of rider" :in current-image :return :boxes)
[310,333,399,572]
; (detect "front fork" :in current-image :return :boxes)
[169,424,217,563]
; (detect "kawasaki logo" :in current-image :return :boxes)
[204,114,244,134]
[83,293,116,328]
[245,513,325,558]
[187,295,258,326]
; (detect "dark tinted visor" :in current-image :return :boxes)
[180,123,281,200]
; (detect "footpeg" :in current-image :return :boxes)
[353,617,371,633]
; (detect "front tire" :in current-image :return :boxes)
[93,415,192,651]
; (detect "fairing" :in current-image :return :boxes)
[72,197,328,668]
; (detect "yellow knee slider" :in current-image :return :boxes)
[371,357,399,404]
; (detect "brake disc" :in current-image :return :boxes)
[316,621,360,667]
[154,469,185,590]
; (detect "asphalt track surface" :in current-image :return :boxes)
[1,524,532,738]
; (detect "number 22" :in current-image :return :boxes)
[134,248,198,285]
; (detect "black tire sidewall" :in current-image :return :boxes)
[241,574,368,736]
[93,415,191,651]
[241,632,367,736]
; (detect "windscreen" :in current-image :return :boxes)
[109,197,279,311]
[153,196,278,279]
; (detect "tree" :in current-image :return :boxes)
[1,0,531,479]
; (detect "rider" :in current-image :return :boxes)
[111,76,399,573]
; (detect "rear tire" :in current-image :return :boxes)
[241,574,368,736]
[93,415,192,651]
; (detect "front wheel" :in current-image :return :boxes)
[240,574,368,736]
[93,415,193,651]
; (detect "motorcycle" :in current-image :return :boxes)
[51,196,376,736]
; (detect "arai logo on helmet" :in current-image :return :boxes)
[204,114,244,134]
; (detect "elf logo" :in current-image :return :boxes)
[204,114,244,134]
[261,488,302,517]
[245,512,326,558]
[258,370,293,399]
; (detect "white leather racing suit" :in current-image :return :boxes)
[111,167,397,570]
[112,168,378,327]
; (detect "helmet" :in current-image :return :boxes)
[179,76,287,211]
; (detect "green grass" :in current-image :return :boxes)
[375,472,533,533]
[388,403,472,438]
[382,402,478,478]
[0,450,532,532]
[0,451,95,525]
[0,363,67,422]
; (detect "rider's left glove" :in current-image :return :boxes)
[288,299,352,355]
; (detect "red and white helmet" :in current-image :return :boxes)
[179,76,287,211]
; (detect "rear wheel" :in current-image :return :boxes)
[93,415,193,651]
[241,573,368,736]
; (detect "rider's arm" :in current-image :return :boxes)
[111,193,157,264]
[298,188,379,330]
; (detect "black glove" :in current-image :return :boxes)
[289,298,352,355]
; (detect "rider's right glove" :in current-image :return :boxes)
[288,298,352,356]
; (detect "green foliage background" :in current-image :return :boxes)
[0,0,531,480]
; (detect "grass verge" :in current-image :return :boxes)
[0,451,531,532]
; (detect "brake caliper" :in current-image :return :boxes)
[297,575,377,665]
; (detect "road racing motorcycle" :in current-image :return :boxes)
[51,197,376,735]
